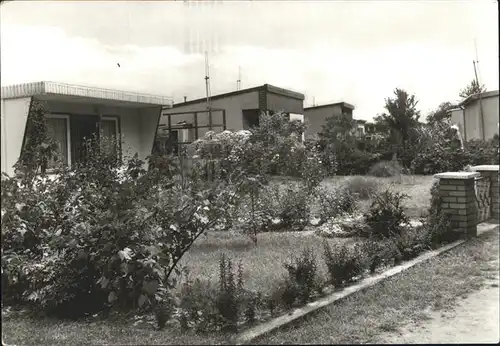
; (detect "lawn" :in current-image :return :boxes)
[1,174,437,345]
[254,229,499,345]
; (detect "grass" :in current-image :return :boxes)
[3,228,497,345]
[1,174,437,345]
[254,229,499,345]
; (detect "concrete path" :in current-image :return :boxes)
[381,270,499,344]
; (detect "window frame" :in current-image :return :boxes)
[45,113,72,167]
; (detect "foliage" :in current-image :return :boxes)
[316,187,357,222]
[176,255,260,333]
[322,241,367,288]
[393,228,428,261]
[361,240,397,274]
[422,181,459,247]
[283,248,321,304]
[426,102,455,124]
[368,160,403,177]
[376,88,422,167]
[365,189,409,238]
[343,176,379,200]
[14,100,60,180]
[2,132,236,319]
[459,79,486,99]
[317,116,380,175]
[216,254,243,332]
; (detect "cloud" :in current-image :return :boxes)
[1,1,498,121]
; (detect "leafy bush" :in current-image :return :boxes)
[368,160,403,177]
[276,187,310,232]
[176,255,259,333]
[283,248,321,304]
[1,134,234,319]
[177,277,220,333]
[393,228,428,261]
[322,241,367,288]
[365,189,409,238]
[317,187,357,222]
[361,240,397,274]
[422,180,459,247]
[343,176,379,200]
[216,254,243,332]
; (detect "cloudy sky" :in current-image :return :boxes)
[1,0,498,121]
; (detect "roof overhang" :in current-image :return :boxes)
[460,90,499,107]
[304,101,355,111]
[1,81,173,109]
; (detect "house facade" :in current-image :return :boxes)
[1,81,173,176]
[158,84,305,152]
[449,90,499,142]
[303,102,355,139]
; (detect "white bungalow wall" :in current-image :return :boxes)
[1,97,32,176]
[0,98,161,175]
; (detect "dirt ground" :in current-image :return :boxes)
[380,261,500,344]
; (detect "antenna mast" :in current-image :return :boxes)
[236,66,241,91]
[473,38,485,140]
[204,51,213,130]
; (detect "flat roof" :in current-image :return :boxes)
[304,101,355,111]
[460,90,499,107]
[170,83,305,108]
[1,81,173,107]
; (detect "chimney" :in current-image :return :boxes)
[184,96,187,102]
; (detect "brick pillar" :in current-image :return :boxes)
[434,172,480,238]
[471,165,500,220]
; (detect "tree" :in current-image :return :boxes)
[426,101,455,124]
[376,88,421,166]
[459,79,486,99]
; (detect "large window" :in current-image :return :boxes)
[46,115,71,169]
[43,114,120,169]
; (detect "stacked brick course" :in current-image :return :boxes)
[434,172,479,238]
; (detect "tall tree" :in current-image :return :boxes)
[378,88,421,144]
[459,79,486,99]
[376,88,421,165]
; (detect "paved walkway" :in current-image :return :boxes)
[381,270,499,344]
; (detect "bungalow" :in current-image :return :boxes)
[303,101,355,139]
[1,81,173,176]
[449,90,499,142]
[157,84,305,152]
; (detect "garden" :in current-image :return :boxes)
[2,90,499,345]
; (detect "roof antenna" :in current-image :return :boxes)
[313,96,316,106]
[473,38,485,139]
[204,51,213,130]
[236,66,241,91]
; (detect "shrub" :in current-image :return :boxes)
[216,254,243,332]
[360,240,398,273]
[283,248,320,304]
[176,255,257,333]
[343,176,379,200]
[316,187,357,222]
[1,137,233,319]
[177,277,220,333]
[276,187,310,232]
[365,189,409,238]
[322,241,367,288]
[393,228,428,261]
[368,160,403,177]
[422,180,459,247]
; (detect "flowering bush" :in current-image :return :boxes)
[2,132,235,319]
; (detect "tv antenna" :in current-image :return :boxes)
[204,51,213,130]
[236,66,242,91]
[313,96,316,106]
[473,38,485,139]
